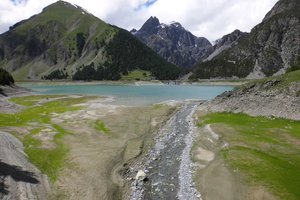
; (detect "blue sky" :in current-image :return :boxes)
[1,0,279,41]
[135,0,157,11]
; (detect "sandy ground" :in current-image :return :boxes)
[49,99,176,200]
[0,85,31,97]
[0,93,176,200]
[0,89,278,200]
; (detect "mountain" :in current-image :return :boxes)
[204,29,245,61]
[131,16,212,68]
[0,68,14,85]
[191,0,300,79]
[0,1,181,80]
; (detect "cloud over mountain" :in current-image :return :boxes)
[0,0,278,41]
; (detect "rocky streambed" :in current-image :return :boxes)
[129,102,201,200]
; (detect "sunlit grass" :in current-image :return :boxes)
[200,112,300,200]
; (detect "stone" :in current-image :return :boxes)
[135,170,147,180]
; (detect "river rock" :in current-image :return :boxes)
[135,170,147,180]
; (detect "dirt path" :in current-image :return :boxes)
[129,102,201,200]
[0,131,49,200]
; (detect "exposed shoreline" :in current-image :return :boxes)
[16,80,245,87]
[0,85,32,97]
[1,77,298,200]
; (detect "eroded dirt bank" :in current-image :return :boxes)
[0,131,49,200]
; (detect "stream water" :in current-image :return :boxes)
[130,103,201,200]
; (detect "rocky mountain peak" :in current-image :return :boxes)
[263,0,299,21]
[0,2,181,81]
[132,17,212,68]
[139,16,160,34]
[192,0,300,79]
[168,21,182,28]
[214,29,243,47]
[130,28,138,35]
[204,29,245,62]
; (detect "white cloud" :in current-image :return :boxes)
[0,0,278,41]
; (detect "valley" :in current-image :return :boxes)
[0,71,299,200]
[0,0,300,199]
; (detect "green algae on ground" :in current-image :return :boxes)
[93,120,110,134]
[0,95,96,181]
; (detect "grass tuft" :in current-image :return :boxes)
[93,120,110,134]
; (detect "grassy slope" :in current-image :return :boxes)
[2,1,115,80]
[236,69,300,94]
[0,95,96,181]
[195,70,300,198]
[120,70,153,81]
[199,112,300,200]
[2,1,181,81]
[12,1,112,41]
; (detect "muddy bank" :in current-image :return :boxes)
[128,102,201,200]
[0,131,49,200]
[0,85,31,97]
[191,124,246,200]
[0,85,31,113]
[200,92,300,120]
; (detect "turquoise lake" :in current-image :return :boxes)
[22,83,234,105]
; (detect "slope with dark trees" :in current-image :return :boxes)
[0,69,14,85]
[0,1,181,81]
[191,0,300,79]
[73,28,182,81]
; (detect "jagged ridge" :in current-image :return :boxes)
[131,16,212,68]
[192,0,300,79]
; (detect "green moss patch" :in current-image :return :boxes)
[0,95,96,181]
[93,120,110,134]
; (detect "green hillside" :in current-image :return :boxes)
[0,1,181,81]
[0,68,14,85]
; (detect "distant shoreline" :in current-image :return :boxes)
[16,80,246,86]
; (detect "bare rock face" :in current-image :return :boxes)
[192,0,300,79]
[131,16,212,68]
[263,0,297,21]
[0,131,49,200]
[204,29,245,61]
[199,72,300,120]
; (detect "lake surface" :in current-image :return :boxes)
[22,83,233,105]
